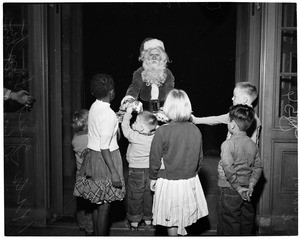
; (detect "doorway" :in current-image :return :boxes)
[82,2,237,152]
[76,2,237,233]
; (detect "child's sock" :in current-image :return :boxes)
[145,220,151,225]
[131,222,139,227]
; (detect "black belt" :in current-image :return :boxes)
[140,100,163,113]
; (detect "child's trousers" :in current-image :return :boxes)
[217,187,255,235]
[127,168,153,223]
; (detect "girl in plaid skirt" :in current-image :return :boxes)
[73,74,125,235]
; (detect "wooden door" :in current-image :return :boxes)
[4,4,50,228]
[258,3,297,234]
[4,3,84,229]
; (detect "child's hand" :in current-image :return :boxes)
[126,106,133,113]
[237,187,250,201]
[245,189,253,202]
[155,111,169,123]
[150,180,156,192]
[246,185,254,200]
[190,114,196,123]
[111,172,122,188]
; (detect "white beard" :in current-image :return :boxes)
[142,59,167,86]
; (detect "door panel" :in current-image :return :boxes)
[272,141,297,215]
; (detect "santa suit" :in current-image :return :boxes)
[125,67,175,112]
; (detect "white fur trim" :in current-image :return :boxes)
[144,39,165,51]
[121,95,135,105]
[150,84,159,100]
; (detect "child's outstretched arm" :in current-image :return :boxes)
[192,113,229,125]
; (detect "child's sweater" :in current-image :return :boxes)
[218,131,263,190]
[121,112,154,168]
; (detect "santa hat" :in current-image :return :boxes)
[140,38,165,52]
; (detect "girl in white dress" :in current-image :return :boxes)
[149,89,208,236]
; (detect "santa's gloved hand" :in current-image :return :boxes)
[119,95,135,112]
[129,100,143,113]
[119,95,143,113]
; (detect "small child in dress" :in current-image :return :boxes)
[73,74,126,235]
[71,109,93,235]
[121,107,158,231]
[193,82,261,145]
[149,89,209,236]
[217,104,263,235]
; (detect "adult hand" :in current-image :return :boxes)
[10,90,29,105]
[120,95,135,111]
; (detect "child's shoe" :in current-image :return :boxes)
[144,220,154,231]
[125,221,139,231]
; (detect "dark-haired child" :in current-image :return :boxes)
[121,107,158,231]
[217,104,263,235]
[73,74,126,235]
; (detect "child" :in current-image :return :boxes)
[217,104,263,235]
[71,109,93,235]
[193,82,261,145]
[121,107,158,231]
[149,89,209,236]
[73,74,126,235]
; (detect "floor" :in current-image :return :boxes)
[4,154,296,236]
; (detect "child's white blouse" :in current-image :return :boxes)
[87,100,119,152]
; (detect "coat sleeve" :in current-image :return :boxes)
[164,69,175,95]
[125,68,143,99]
[121,111,140,143]
[249,149,263,187]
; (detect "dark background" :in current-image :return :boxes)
[82,2,237,154]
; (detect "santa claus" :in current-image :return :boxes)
[120,38,175,113]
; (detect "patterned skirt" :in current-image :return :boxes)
[73,149,126,204]
[152,174,208,235]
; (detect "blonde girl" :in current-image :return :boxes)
[149,89,208,236]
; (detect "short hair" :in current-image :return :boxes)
[72,109,89,132]
[163,89,192,122]
[138,111,158,132]
[90,74,114,100]
[229,104,255,131]
[235,82,258,103]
